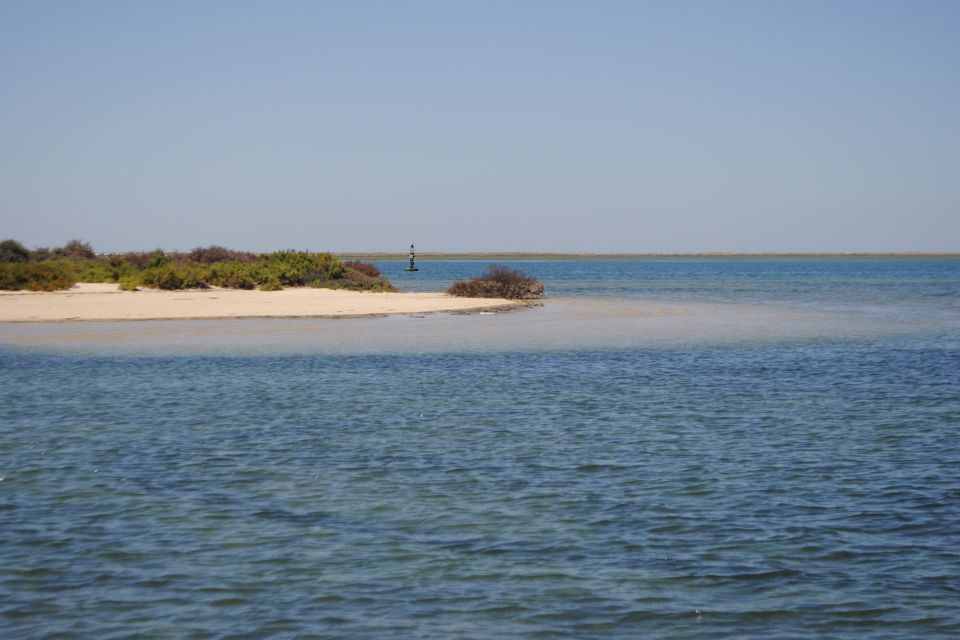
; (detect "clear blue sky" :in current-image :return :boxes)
[2,1,958,253]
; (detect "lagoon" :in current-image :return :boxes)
[1,259,958,638]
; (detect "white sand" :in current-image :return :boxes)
[0,283,521,322]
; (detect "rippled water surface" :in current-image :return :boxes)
[1,259,959,638]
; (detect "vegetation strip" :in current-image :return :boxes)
[0,240,394,292]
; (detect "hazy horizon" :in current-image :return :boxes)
[2,1,958,253]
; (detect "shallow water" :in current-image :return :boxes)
[0,297,936,358]
[1,259,958,638]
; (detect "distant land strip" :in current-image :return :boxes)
[338,252,960,261]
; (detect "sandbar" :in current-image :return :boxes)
[0,283,521,322]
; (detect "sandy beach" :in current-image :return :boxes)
[0,283,521,322]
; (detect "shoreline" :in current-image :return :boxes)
[0,283,524,323]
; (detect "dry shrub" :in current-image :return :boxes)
[0,239,30,263]
[343,260,381,278]
[55,240,96,260]
[337,266,397,292]
[30,247,54,262]
[107,251,167,270]
[189,245,258,264]
[446,264,544,300]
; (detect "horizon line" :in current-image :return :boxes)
[334,251,960,259]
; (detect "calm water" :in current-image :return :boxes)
[2,259,959,638]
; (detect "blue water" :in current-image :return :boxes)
[2,259,959,638]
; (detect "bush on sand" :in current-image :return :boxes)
[0,262,75,291]
[446,265,544,300]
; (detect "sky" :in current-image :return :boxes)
[1,0,958,253]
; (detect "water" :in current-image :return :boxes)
[2,259,959,638]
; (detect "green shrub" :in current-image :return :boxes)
[73,260,116,283]
[145,250,167,269]
[138,265,181,290]
[260,251,345,286]
[138,264,207,290]
[0,263,27,289]
[206,262,256,289]
[258,277,283,291]
[0,243,396,292]
[446,264,545,299]
[105,261,139,282]
[0,262,76,291]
